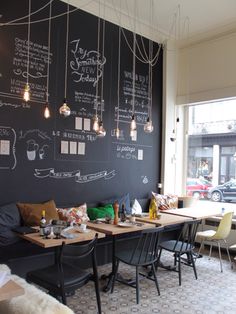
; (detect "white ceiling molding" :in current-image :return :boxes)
[63,0,236,46]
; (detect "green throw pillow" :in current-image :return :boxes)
[87,204,114,221]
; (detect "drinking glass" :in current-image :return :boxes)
[43,226,51,239]
[53,226,62,239]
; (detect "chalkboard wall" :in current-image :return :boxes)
[0,0,163,206]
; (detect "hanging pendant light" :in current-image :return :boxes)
[96,99,106,137]
[115,127,120,139]
[59,98,71,117]
[93,4,101,133]
[170,129,176,142]
[130,114,136,138]
[23,0,31,102]
[130,114,136,131]
[144,0,154,134]
[44,102,50,119]
[97,16,106,137]
[144,117,154,133]
[93,113,100,132]
[44,0,52,119]
[59,2,71,117]
[115,23,122,140]
[130,29,136,137]
[94,12,106,138]
[23,83,30,102]
[97,120,106,137]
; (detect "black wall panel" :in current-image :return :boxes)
[0,0,162,205]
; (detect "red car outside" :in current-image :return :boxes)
[186,178,213,199]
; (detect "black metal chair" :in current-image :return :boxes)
[157,219,201,286]
[26,234,101,314]
[111,227,164,304]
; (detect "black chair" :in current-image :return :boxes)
[26,234,101,314]
[157,219,201,286]
[111,227,164,304]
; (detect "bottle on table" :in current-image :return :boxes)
[39,210,46,236]
[221,207,225,215]
[120,203,126,222]
[113,201,119,225]
[149,198,157,219]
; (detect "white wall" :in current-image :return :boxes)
[162,41,181,194]
[177,32,236,105]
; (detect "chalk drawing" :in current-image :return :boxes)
[34,168,116,183]
[19,129,52,140]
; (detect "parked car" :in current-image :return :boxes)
[186,178,212,199]
[208,179,236,202]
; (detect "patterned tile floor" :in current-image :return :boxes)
[67,250,236,314]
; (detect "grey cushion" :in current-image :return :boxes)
[100,193,131,214]
[0,203,21,246]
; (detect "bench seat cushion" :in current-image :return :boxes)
[0,203,21,246]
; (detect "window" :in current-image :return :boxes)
[186,99,236,202]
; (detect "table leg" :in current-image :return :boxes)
[102,236,116,292]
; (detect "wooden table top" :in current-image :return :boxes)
[163,207,223,219]
[20,228,105,248]
[0,280,24,301]
[136,212,193,226]
[87,221,154,235]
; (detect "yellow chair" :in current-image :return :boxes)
[197,211,233,272]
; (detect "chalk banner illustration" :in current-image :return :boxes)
[34,168,116,183]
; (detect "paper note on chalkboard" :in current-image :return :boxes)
[61,141,69,154]
[70,141,77,154]
[75,117,82,130]
[84,118,91,131]
[78,142,85,155]
[138,149,143,160]
[0,140,10,155]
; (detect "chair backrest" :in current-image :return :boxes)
[176,219,201,252]
[212,211,233,240]
[129,227,164,266]
[60,234,98,265]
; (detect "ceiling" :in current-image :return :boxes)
[68,0,236,46]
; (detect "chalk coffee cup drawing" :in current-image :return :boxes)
[27,140,39,161]
[39,144,49,160]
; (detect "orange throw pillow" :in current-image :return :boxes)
[17,200,59,226]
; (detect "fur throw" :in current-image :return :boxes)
[0,265,74,314]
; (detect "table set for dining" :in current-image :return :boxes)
[4,205,225,308]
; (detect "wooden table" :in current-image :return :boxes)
[20,228,105,248]
[163,207,223,219]
[87,221,154,235]
[87,221,154,292]
[0,280,24,301]
[136,212,192,226]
